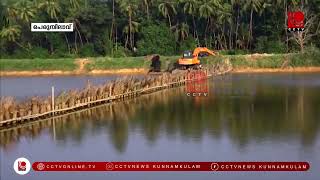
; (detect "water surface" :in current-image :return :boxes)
[0,74,142,99]
[1,73,319,180]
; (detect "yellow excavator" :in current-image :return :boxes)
[177,47,216,69]
[149,47,216,74]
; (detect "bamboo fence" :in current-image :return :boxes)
[0,63,232,128]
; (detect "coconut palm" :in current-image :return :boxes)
[0,4,5,28]
[180,0,199,42]
[14,0,36,22]
[66,0,83,49]
[171,22,189,41]
[230,0,243,49]
[199,1,213,29]
[1,2,17,28]
[0,25,21,42]
[69,0,80,10]
[110,0,117,52]
[141,0,152,19]
[123,20,139,49]
[198,0,218,46]
[217,3,232,49]
[158,0,177,27]
[117,0,138,50]
[243,0,262,49]
[38,0,61,19]
[37,0,72,53]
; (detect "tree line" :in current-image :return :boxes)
[0,0,319,58]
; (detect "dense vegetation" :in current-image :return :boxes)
[0,0,319,59]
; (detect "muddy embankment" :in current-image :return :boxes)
[1,55,320,76]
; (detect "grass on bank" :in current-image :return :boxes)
[227,54,287,68]
[0,58,76,71]
[0,47,319,71]
[228,47,320,68]
[86,56,180,71]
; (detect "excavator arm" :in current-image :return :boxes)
[193,47,216,57]
[177,47,216,68]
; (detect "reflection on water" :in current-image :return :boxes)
[1,73,319,150]
[1,73,320,180]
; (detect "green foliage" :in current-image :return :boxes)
[254,36,286,53]
[101,36,113,56]
[86,56,180,70]
[0,58,76,71]
[1,51,320,72]
[112,46,130,58]
[230,54,286,68]
[255,55,285,68]
[79,43,96,57]
[289,46,320,67]
[0,0,319,58]
[136,23,176,56]
[52,47,73,58]
[0,39,6,58]
[86,56,146,70]
[178,37,197,53]
[29,47,50,58]
[219,49,249,55]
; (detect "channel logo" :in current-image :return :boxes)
[13,157,31,175]
[287,11,305,32]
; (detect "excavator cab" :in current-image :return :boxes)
[183,50,194,58]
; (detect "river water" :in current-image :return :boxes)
[0,74,144,99]
[0,73,320,180]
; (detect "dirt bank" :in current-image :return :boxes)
[75,58,90,73]
[232,67,320,73]
[90,68,147,74]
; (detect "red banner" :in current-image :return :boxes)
[32,162,310,172]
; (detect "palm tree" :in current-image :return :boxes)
[0,4,5,28]
[141,0,152,19]
[217,3,232,49]
[2,2,17,26]
[122,20,139,49]
[38,0,61,20]
[199,0,215,46]
[243,0,262,49]
[69,0,80,9]
[38,0,71,53]
[171,22,189,42]
[0,25,21,42]
[14,0,36,23]
[110,0,117,53]
[1,1,36,50]
[66,0,84,50]
[0,25,27,50]
[117,0,138,49]
[180,0,199,43]
[231,0,242,49]
[158,0,177,27]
